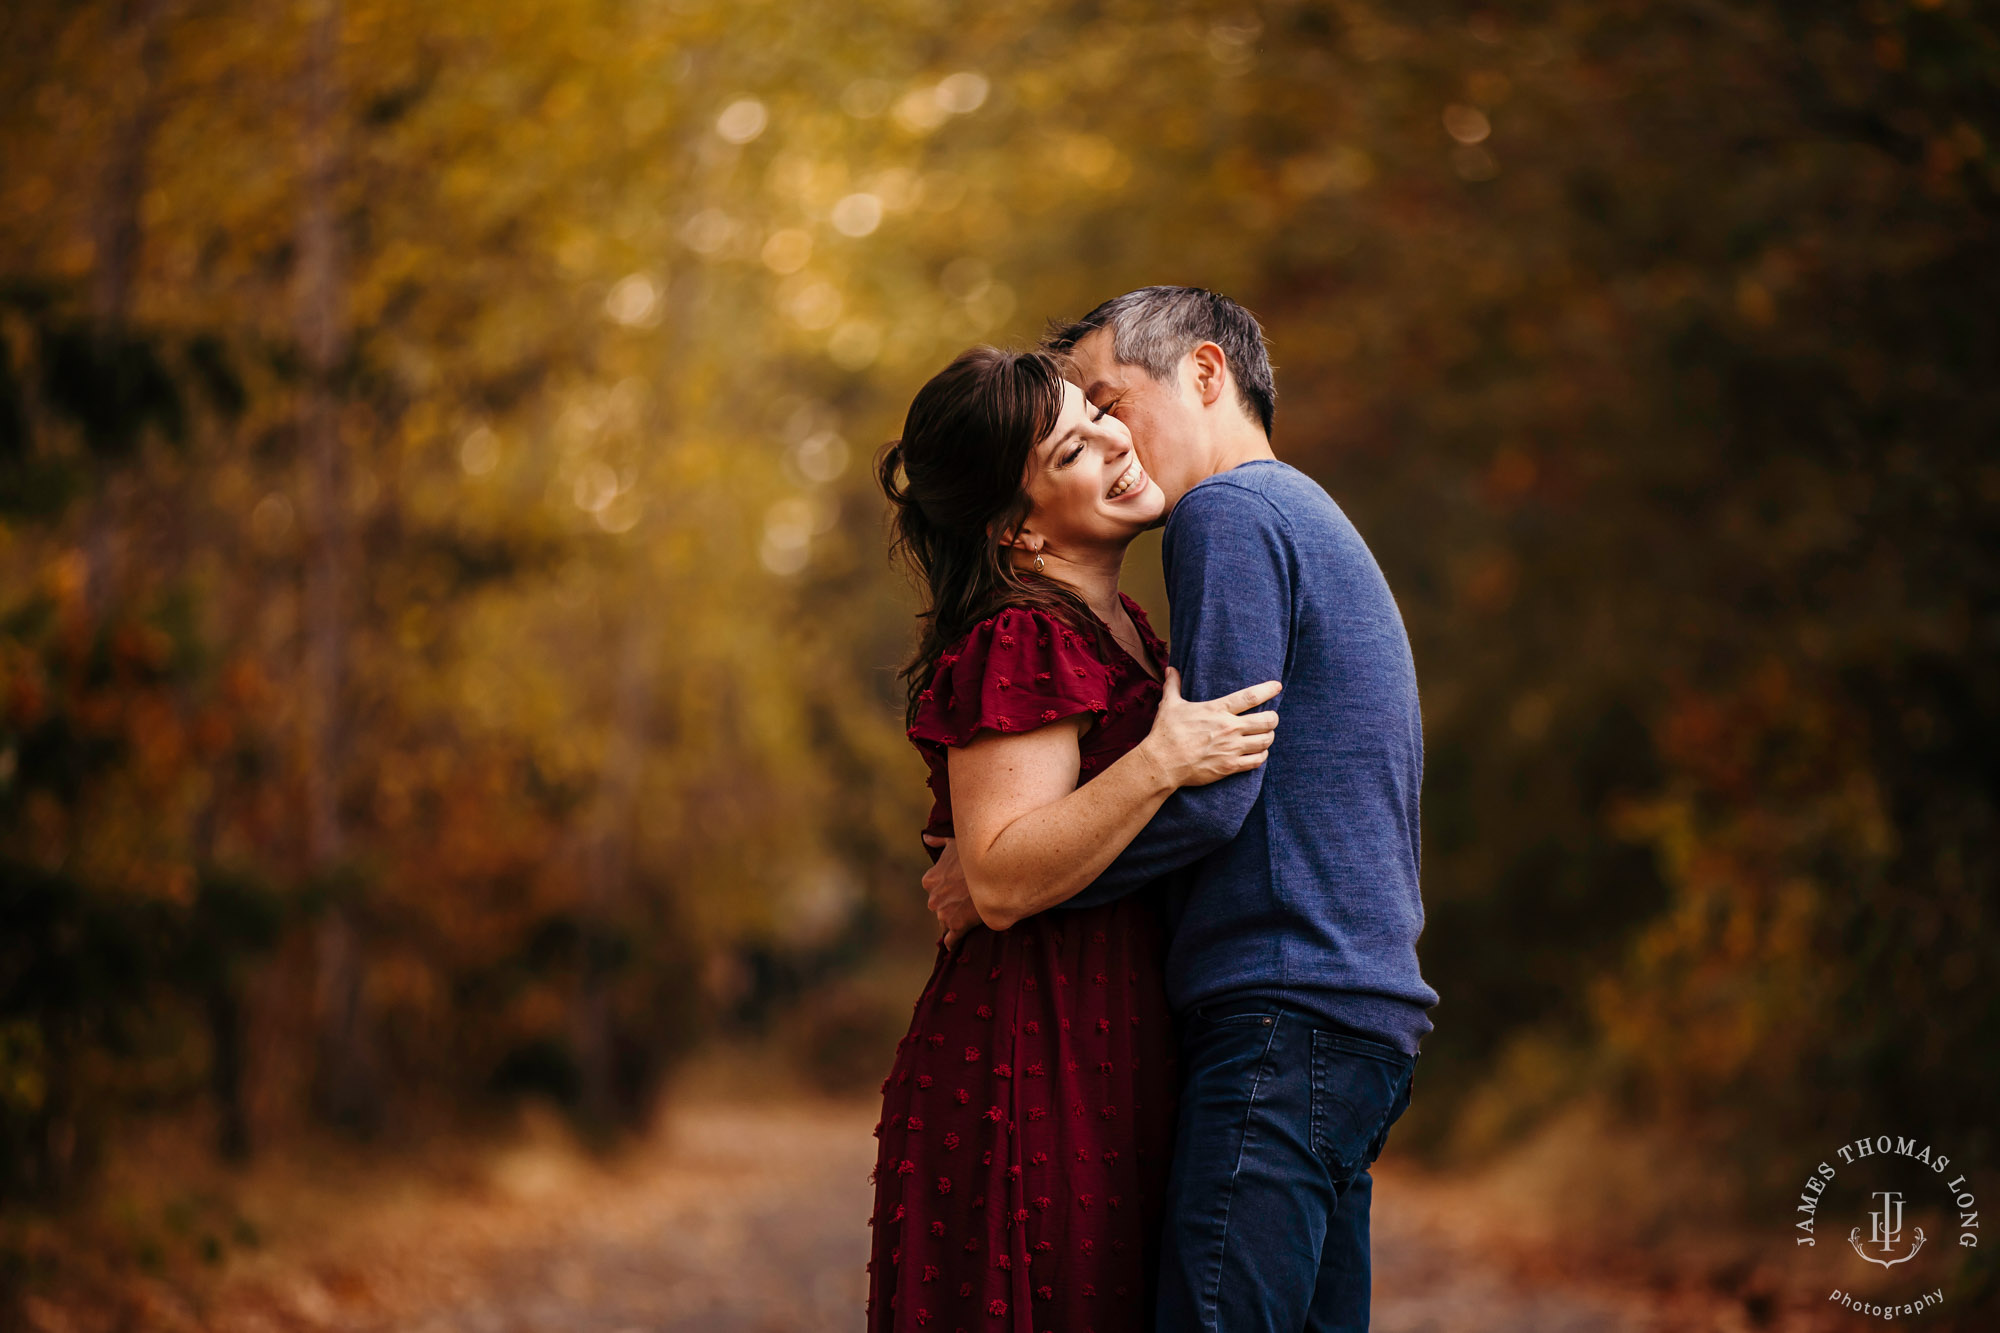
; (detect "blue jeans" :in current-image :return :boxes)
[1157,998,1417,1333]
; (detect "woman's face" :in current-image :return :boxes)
[1013,379,1166,560]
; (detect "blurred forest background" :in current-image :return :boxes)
[1,0,1994,1321]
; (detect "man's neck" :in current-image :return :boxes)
[1207,422,1277,479]
[1173,423,1276,504]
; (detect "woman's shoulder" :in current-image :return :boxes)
[909,603,1114,748]
[935,602,1098,667]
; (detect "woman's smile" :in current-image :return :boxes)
[1105,456,1146,500]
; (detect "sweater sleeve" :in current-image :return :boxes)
[1059,481,1294,908]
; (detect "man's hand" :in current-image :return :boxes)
[922,833,980,949]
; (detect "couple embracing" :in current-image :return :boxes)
[865,287,1439,1333]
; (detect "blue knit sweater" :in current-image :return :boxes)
[1063,460,1438,1054]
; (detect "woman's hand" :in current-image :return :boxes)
[1138,668,1281,787]
[922,833,980,948]
[943,675,1278,932]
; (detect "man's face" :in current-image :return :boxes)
[1066,328,1206,511]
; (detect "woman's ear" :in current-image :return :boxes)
[992,515,1039,556]
[998,530,1039,558]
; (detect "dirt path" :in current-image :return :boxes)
[173,1099,1770,1333]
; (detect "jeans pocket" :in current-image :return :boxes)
[1308,1031,1413,1179]
[1361,1061,1415,1165]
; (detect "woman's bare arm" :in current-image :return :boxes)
[947,670,1279,931]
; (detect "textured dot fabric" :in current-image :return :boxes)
[905,600,1167,843]
[867,596,1178,1333]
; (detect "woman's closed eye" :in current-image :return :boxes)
[1055,400,1119,467]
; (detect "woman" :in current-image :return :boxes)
[865,347,1280,1332]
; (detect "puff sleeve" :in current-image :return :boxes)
[907,607,1114,747]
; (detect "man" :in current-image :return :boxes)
[926,286,1438,1331]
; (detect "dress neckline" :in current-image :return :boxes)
[1090,592,1165,684]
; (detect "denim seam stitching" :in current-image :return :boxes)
[1202,1012,1282,1329]
[1309,1029,1326,1162]
[1320,1031,1407,1064]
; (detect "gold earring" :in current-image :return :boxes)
[1033,553,1045,573]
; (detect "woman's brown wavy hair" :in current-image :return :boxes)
[877,346,1112,726]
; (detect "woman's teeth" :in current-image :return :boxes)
[1106,460,1142,499]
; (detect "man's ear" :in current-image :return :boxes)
[1188,341,1231,409]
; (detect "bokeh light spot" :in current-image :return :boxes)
[715,97,768,144]
[250,493,294,551]
[460,426,500,476]
[781,278,843,330]
[1443,104,1492,144]
[831,193,883,237]
[573,461,619,514]
[681,208,737,256]
[604,273,661,326]
[934,72,989,114]
[793,431,850,483]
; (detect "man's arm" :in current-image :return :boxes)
[920,482,1295,938]
[1060,483,1294,907]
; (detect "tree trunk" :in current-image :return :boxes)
[21,0,180,1203]
[90,0,169,337]
[207,984,250,1162]
[571,601,661,1129]
[80,0,171,620]
[295,0,375,1132]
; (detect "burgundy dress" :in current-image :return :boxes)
[866,596,1178,1333]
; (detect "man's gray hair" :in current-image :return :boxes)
[1046,286,1276,437]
